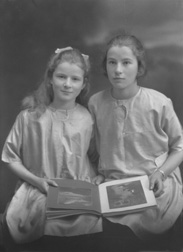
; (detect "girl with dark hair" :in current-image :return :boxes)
[89,32,183,248]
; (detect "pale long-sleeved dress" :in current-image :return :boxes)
[1,104,102,243]
[88,87,183,240]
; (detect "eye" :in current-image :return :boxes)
[123,60,131,66]
[108,60,116,65]
[56,74,66,79]
[72,77,82,82]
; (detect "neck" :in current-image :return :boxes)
[50,100,76,110]
[111,84,139,100]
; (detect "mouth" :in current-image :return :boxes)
[61,90,72,94]
[113,77,125,80]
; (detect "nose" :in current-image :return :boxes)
[116,63,123,74]
[64,78,72,88]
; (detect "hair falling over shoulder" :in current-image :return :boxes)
[21,82,51,114]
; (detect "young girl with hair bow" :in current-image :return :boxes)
[1,47,102,250]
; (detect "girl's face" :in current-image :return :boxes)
[106,45,138,97]
[51,61,85,109]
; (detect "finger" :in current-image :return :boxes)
[92,176,101,185]
[153,181,163,197]
[149,180,155,190]
[94,179,101,185]
[51,181,58,187]
[96,176,104,185]
[91,177,96,185]
[154,189,164,197]
[47,180,58,187]
[150,180,160,193]
[95,179,101,185]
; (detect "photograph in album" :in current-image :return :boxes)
[106,180,147,209]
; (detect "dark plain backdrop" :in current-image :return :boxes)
[0,0,183,213]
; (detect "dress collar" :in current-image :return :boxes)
[110,87,141,107]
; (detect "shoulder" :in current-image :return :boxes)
[139,88,175,118]
[15,109,30,121]
[77,104,91,115]
[75,104,93,121]
[89,89,109,103]
[89,89,110,110]
[10,109,35,130]
[140,87,171,105]
[16,108,47,123]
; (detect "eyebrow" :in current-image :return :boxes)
[107,57,133,61]
[107,57,116,61]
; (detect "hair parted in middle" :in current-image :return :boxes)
[22,48,91,112]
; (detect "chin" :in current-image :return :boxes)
[113,84,127,89]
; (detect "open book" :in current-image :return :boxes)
[46,175,157,219]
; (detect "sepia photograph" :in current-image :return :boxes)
[0,0,183,251]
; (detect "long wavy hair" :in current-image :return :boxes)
[102,32,147,78]
[22,48,90,112]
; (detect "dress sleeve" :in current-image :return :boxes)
[162,99,183,152]
[1,111,24,163]
[88,96,100,171]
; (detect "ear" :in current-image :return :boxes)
[137,62,145,77]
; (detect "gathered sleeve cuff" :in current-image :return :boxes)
[1,112,24,164]
[162,99,183,152]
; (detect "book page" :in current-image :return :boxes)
[98,175,157,216]
[46,179,102,214]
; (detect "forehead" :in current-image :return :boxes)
[107,46,136,60]
[54,61,84,76]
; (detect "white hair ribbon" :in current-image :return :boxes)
[55,47,89,61]
[55,47,73,54]
[81,53,89,61]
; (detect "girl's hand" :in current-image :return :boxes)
[149,171,164,197]
[92,175,105,185]
[36,178,58,194]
